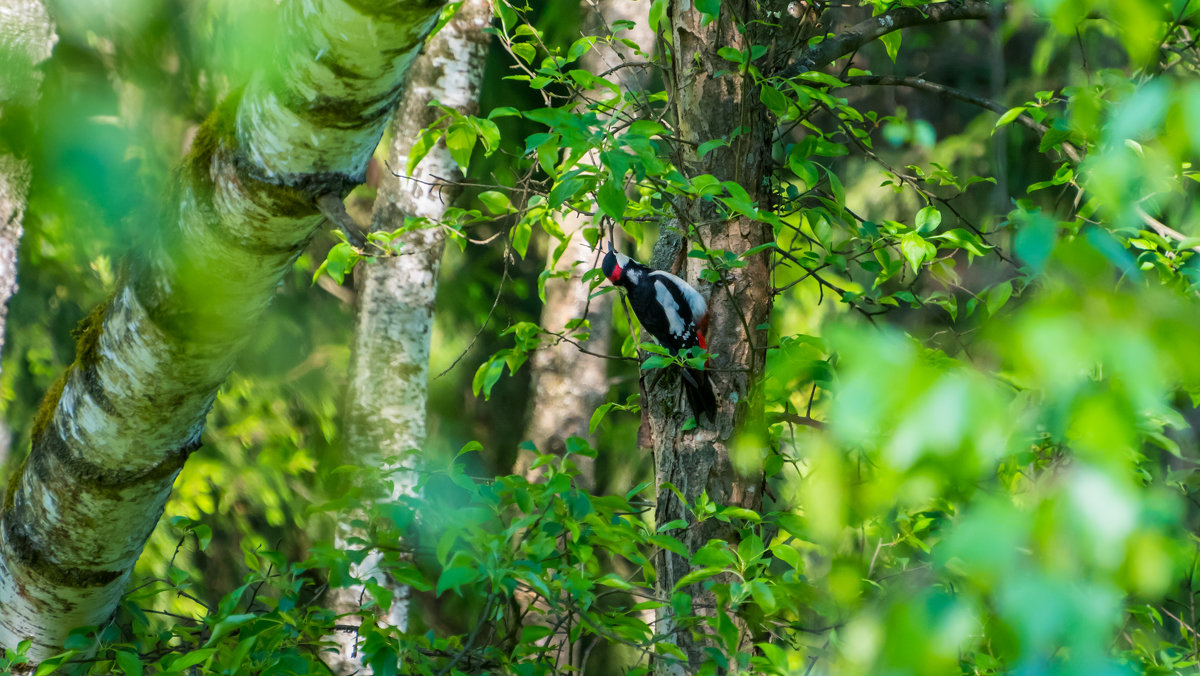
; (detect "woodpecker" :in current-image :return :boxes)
[602,250,718,422]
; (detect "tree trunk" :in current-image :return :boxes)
[0,0,57,467]
[327,2,492,672]
[0,0,444,661]
[519,0,654,488]
[649,3,780,672]
[511,5,655,671]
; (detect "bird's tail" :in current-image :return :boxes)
[681,367,717,423]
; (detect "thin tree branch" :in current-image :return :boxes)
[317,193,373,252]
[768,411,827,430]
[1136,205,1200,253]
[779,1,1001,79]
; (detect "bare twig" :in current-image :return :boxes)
[435,242,512,378]
[768,411,827,430]
[317,193,372,252]
[780,1,1001,78]
[1136,205,1200,253]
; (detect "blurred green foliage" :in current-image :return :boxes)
[4,0,1200,674]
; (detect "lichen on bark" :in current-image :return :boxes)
[0,0,447,661]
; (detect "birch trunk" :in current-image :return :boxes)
[649,3,792,671]
[519,0,654,488]
[0,0,444,661]
[0,0,57,466]
[327,2,492,672]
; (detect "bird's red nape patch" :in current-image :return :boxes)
[697,331,707,350]
[608,263,623,282]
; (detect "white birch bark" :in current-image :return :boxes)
[326,1,492,673]
[0,0,444,661]
[0,0,57,466]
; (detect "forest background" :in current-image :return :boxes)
[1,0,1200,674]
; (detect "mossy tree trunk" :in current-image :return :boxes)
[328,1,492,672]
[648,2,978,669]
[0,0,444,662]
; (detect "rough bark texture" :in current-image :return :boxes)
[519,0,655,488]
[0,0,444,661]
[650,3,793,672]
[327,2,492,673]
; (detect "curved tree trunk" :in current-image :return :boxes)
[649,3,791,672]
[327,2,492,672]
[0,0,57,467]
[0,0,444,661]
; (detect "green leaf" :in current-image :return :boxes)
[445,122,477,170]
[487,106,520,119]
[717,46,744,64]
[548,176,587,207]
[472,357,507,400]
[114,651,142,676]
[168,649,217,671]
[597,179,628,220]
[204,614,256,647]
[627,120,667,138]
[880,30,901,63]
[477,190,513,215]
[697,139,728,158]
[900,231,936,273]
[640,342,671,355]
[759,85,789,117]
[696,0,721,19]
[915,205,942,234]
[568,36,597,61]
[933,228,993,257]
[770,543,804,570]
[315,242,357,285]
[993,106,1027,131]
[589,403,614,434]
[649,0,668,34]
[674,566,724,589]
[437,565,478,596]
[597,573,635,590]
[406,126,442,174]
[748,580,776,612]
[721,506,762,523]
[457,440,483,457]
[641,355,672,370]
[510,42,536,64]
[985,280,1013,317]
[35,652,77,676]
[797,71,847,88]
[827,168,845,206]
[512,221,532,258]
